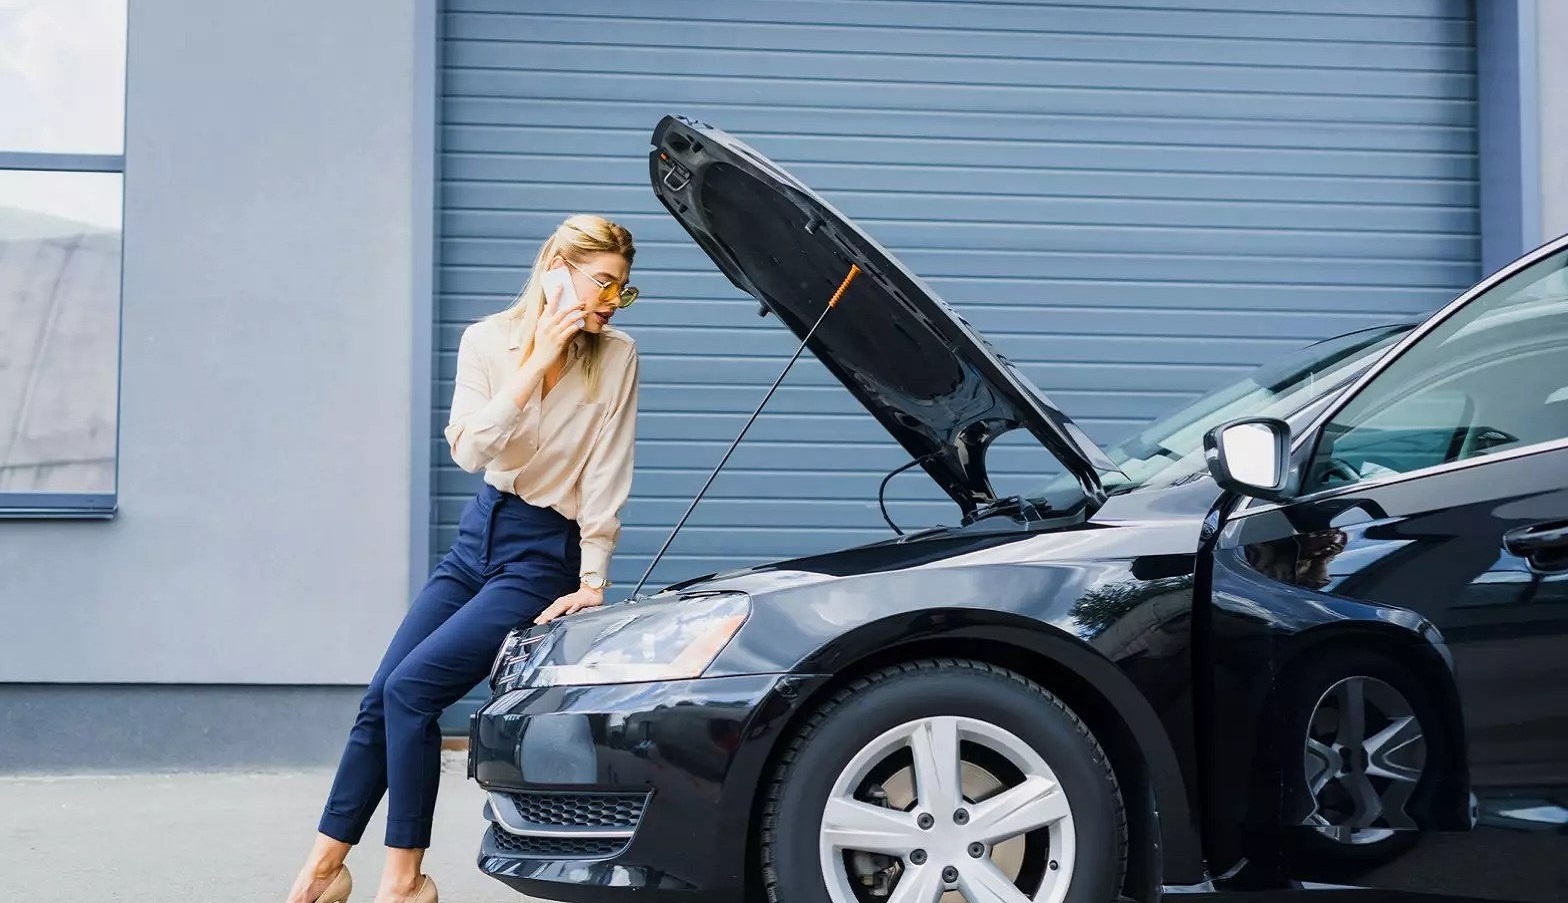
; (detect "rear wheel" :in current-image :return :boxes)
[760,659,1127,903]
[1280,652,1437,878]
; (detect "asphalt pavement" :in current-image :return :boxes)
[5,754,1548,903]
[0,751,535,903]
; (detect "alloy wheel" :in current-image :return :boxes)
[1303,675,1427,844]
[819,715,1076,903]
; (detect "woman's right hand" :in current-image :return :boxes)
[532,273,585,365]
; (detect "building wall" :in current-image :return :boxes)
[0,0,432,768]
[2,0,1562,772]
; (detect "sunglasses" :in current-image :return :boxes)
[565,259,640,308]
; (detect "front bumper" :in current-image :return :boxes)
[469,672,825,903]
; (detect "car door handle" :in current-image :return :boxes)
[1504,521,1568,558]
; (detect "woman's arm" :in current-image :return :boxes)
[446,285,588,472]
[442,324,550,473]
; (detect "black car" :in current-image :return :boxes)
[469,117,1568,903]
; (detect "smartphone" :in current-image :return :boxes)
[542,266,583,327]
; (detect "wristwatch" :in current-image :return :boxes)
[580,572,610,591]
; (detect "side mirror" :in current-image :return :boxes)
[1203,417,1292,500]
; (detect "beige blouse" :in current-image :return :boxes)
[443,315,639,582]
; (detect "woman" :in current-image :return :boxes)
[284,215,641,903]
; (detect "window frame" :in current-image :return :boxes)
[0,150,126,519]
[1235,232,1568,519]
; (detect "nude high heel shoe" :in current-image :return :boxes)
[409,875,438,903]
[314,866,353,903]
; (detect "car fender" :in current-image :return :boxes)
[722,600,1207,890]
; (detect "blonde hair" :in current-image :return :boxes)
[494,214,636,397]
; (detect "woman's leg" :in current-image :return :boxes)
[285,559,480,903]
[374,565,558,895]
[318,560,480,842]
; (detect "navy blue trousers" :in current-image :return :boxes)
[319,484,579,849]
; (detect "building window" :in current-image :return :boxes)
[0,0,126,516]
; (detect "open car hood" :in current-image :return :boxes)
[649,115,1115,516]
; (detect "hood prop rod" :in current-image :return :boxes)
[630,264,862,600]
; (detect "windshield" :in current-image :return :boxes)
[1032,323,1413,498]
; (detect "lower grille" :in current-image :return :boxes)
[486,824,628,860]
[506,790,646,829]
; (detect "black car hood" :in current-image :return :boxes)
[649,115,1116,515]
[652,486,1205,603]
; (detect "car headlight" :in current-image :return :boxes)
[489,627,548,692]
[489,592,750,691]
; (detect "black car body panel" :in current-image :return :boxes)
[1202,441,1568,897]
[649,115,1117,515]
[472,674,828,903]
[470,500,1210,864]
[470,490,1210,902]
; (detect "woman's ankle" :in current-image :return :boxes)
[306,861,346,880]
[306,833,353,877]
[379,846,426,893]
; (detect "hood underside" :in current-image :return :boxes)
[648,115,1115,514]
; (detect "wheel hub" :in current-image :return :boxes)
[821,716,1076,903]
[895,806,988,887]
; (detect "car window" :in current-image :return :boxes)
[1027,324,1410,499]
[1305,249,1568,493]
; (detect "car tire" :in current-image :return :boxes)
[760,658,1127,903]
[1277,650,1440,880]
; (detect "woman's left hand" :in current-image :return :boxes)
[534,586,605,625]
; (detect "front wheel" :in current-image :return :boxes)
[760,659,1127,903]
